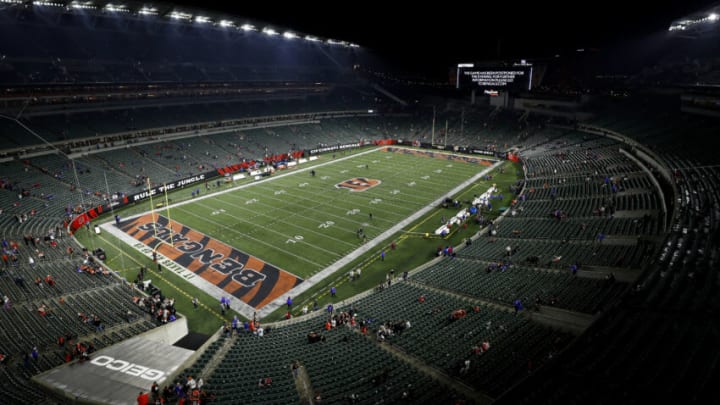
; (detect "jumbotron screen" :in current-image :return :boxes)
[455,62,533,92]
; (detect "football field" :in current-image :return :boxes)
[105,147,498,315]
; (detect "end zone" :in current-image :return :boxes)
[103,214,303,318]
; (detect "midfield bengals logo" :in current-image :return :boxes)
[335,177,381,192]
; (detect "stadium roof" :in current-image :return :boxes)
[5,0,718,74]
[0,0,360,48]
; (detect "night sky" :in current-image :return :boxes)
[170,0,716,72]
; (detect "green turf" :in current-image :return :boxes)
[166,149,496,277]
[76,147,521,330]
[263,160,522,321]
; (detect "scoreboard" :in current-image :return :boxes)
[455,62,533,92]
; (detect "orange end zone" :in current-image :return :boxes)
[118,214,303,310]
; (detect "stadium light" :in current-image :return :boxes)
[304,35,321,42]
[69,1,95,9]
[105,3,129,13]
[138,6,158,15]
[0,0,23,4]
[283,31,298,39]
[327,39,341,45]
[241,23,256,31]
[34,1,64,6]
[169,11,192,20]
[219,20,234,27]
[262,27,278,36]
[349,43,360,48]
[669,13,720,31]
[194,15,211,24]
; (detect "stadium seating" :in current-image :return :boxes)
[1,4,719,403]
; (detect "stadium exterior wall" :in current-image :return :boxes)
[140,315,189,346]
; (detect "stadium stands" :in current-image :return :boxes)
[0,2,719,404]
[0,97,685,403]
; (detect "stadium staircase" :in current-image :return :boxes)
[292,362,314,405]
[370,84,408,107]
[405,279,515,315]
[405,279,592,336]
[360,326,494,405]
[196,334,238,381]
[489,106,502,120]
[128,147,180,178]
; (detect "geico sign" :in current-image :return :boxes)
[90,355,166,382]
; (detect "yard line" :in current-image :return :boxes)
[204,197,359,248]
[221,185,407,231]
[218,191,393,235]
[184,201,348,258]
[262,183,429,216]
[214,155,488,235]
[175,204,329,268]
[288,173,440,205]
[262,160,479,212]
[120,146,386,223]
[323,156,484,200]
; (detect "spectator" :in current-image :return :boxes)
[258,377,272,388]
[137,391,149,405]
[513,299,523,314]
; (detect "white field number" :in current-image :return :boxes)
[286,235,304,244]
